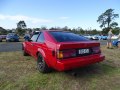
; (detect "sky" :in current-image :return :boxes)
[0,0,120,30]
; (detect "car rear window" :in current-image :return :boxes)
[49,31,89,42]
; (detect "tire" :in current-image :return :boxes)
[37,53,51,73]
[90,38,93,40]
[23,46,29,56]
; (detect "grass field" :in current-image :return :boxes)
[0,46,120,90]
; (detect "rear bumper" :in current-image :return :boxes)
[55,54,105,71]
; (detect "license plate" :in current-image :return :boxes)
[78,49,90,55]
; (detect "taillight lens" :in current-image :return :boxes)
[57,49,76,59]
[92,46,101,54]
[57,51,63,59]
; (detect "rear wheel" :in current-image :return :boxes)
[37,53,51,73]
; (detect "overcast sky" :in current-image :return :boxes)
[0,0,120,30]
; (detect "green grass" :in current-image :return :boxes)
[0,46,120,90]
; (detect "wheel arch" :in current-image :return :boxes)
[22,43,26,50]
[36,48,51,67]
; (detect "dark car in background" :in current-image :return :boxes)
[0,35,2,42]
[6,33,19,42]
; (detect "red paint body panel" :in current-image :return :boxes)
[56,41,100,50]
[55,54,105,71]
[23,30,105,71]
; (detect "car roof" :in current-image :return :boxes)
[34,30,69,33]
[7,33,17,36]
[8,33,15,34]
[43,30,70,32]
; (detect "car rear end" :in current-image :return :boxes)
[55,42,104,71]
[6,33,19,42]
[13,34,19,42]
[48,31,105,71]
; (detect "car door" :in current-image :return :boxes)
[26,33,39,55]
[31,32,46,58]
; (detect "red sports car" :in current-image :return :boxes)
[22,30,105,73]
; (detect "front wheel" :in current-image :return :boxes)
[22,46,29,56]
[37,53,51,73]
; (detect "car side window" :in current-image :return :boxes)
[37,32,45,43]
[31,34,39,42]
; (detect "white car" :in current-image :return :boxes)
[91,35,99,40]
[84,34,92,39]
[111,35,118,39]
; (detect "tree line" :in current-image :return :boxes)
[0,8,119,35]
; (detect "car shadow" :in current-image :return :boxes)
[62,63,116,78]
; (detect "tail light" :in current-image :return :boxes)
[57,49,76,59]
[92,46,101,54]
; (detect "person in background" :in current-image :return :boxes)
[107,28,114,49]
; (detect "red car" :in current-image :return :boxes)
[22,30,105,73]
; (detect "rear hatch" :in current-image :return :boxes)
[56,41,100,59]
[48,31,101,59]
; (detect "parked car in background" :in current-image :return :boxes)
[100,35,108,40]
[84,34,99,40]
[24,34,30,41]
[111,35,118,40]
[83,34,92,39]
[91,35,99,40]
[6,33,19,42]
[1,35,7,39]
[22,30,105,73]
[0,35,2,42]
[98,35,108,40]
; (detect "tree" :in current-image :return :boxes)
[49,27,61,30]
[62,26,68,31]
[0,27,7,35]
[40,26,47,30]
[17,21,27,29]
[16,21,27,35]
[91,29,100,35]
[77,27,85,34]
[112,27,120,34]
[97,9,119,29]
